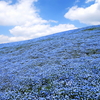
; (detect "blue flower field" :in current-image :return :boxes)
[0,25,100,99]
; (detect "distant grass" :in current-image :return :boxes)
[38,38,53,42]
[83,27,100,31]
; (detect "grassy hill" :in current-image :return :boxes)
[0,25,100,99]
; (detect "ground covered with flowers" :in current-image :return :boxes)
[0,25,100,100]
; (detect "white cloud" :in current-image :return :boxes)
[9,24,77,41]
[0,35,9,43]
[75,0,80,3]
[0,35,27,43]
[64,0,100,25]
[48,20,58,23]
[0,0,77,44]
[49,24,77,33]
[85,0,95,3]
[10,24,51,38]
[0,0,47,26]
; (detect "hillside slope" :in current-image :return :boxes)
[0,25,100,99]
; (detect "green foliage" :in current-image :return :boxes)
[83,27,100,31]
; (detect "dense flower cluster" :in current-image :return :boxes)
[0,25,100,99]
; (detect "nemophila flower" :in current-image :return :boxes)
[0,25,100,99]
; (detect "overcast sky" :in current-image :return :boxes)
[0,0,100,44]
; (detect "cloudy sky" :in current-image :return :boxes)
[0,0,100,44]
